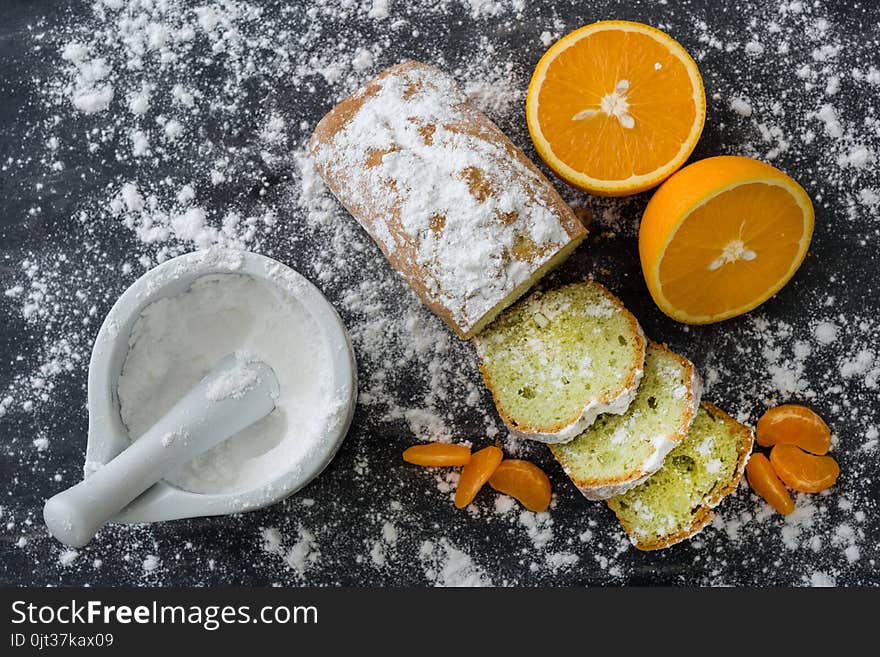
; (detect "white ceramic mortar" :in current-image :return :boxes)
[83,249,357,523]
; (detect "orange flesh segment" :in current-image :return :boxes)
[402,443,472,467]
[488,459,552,513]
[536,29,698,182]
[746,453,794,515]
[454,446,503,509]
[659,182,806,318]
[756,404,831,455]
[770,444,840,493]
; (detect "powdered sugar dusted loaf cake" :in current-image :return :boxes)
[309,61,587,339]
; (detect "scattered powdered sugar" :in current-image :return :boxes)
[260,527,283,555]
[463,59,524,119]
[729,97,753,117]
[545,551,579,571]
[690,5,880,221]
[285,527,320,577]
[58,548,79,567]
[1,0,877,587]
[419,539,492,587]
[494,494,516,515]
[814,320,838,345]
[807,571,837,587]
[365,520,401,569]
[518,510,554,551]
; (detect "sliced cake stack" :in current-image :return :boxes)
[309,62,752,551]
[475,280,753,550]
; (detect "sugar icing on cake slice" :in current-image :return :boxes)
[474,281,646,444]
[309,61,587,339]
[550,342,701,500]
[607,402,753,551]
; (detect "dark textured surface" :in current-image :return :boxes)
[1,0,878,586]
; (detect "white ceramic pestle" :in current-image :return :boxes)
[43,354,280,548]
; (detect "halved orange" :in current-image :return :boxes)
[639,156,814,324]
[527,20,706,196]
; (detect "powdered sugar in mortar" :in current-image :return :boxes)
[118,272,336,494]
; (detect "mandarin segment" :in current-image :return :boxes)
[746,453,795,515]
[527,20,705,196]
[454,446,504,509]
[756,404,831,454]
[639,155,814,324]
[488,459,552,512]
[769,444,840,493]
[402,443,472,467]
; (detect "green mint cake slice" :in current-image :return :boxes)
[550,342,701,500]
[473,281,646,444]
[607,402,753,551]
